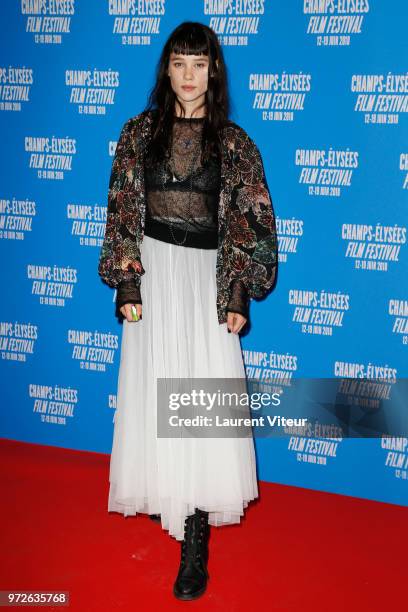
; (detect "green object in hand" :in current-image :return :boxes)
[131,305,139,321]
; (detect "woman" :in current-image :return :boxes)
[98,21,278,601]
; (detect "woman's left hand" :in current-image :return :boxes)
[227,311,247,334]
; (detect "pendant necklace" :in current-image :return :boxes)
[160,126,202,246]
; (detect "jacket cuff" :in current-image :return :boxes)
[115,278,142,317]
[226,279,249,319]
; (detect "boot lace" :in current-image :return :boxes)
[181,511,209,566]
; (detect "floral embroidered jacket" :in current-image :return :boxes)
[98,110,278,325]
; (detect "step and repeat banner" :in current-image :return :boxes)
[0,1,407,507]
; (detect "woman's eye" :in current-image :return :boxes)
[172,62,205,69]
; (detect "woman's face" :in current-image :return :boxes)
[167,52,211,113]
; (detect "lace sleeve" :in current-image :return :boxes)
[115,278,142,318]
[226,279,249,319]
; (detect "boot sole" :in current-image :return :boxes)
[173,581,208,600]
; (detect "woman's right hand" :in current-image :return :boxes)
[120,303,142,322]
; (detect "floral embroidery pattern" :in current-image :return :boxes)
[98,111,278,324]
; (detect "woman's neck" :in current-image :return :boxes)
[174,102,206,119]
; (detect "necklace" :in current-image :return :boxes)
[160,130,202,246]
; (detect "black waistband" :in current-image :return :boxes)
[144,217,218,249]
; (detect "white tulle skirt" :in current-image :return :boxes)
[108,234,259,541]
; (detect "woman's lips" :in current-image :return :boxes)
[181,86,195,91]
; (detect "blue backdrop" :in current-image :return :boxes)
[1,1,407,507]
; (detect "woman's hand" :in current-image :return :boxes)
[120,303,143,322]
[227,311,247,334]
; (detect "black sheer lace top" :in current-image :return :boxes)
[115,116,249,322]
[144,116,220,249]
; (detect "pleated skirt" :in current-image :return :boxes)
[108,234,259,541]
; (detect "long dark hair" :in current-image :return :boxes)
[143,21,230,167]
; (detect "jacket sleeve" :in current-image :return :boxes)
[225,130,278,311]
[98,117,145,295]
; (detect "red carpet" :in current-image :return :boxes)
[1,438,405,611]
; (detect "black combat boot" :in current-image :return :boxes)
[173,507,210,600]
